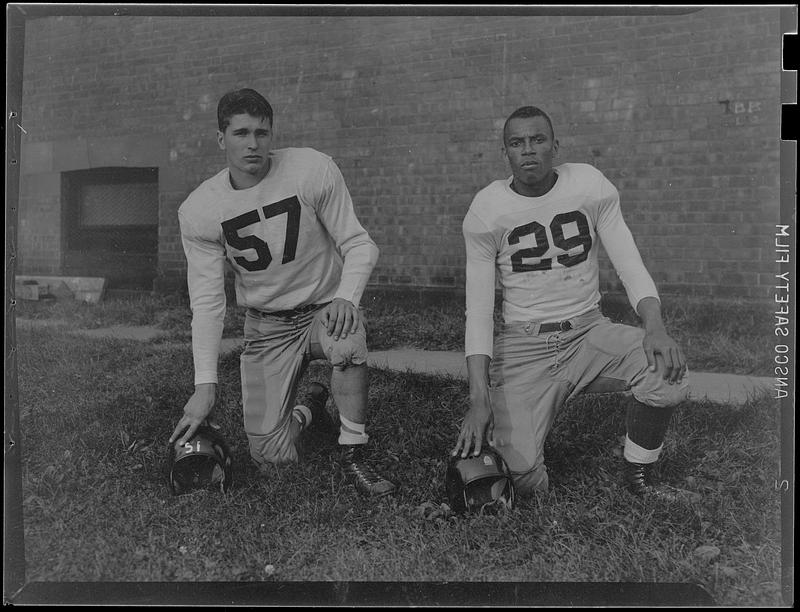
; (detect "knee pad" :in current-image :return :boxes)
[632,368,690,407]
[317,321,368,369]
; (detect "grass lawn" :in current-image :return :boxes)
[15,289,776,376]
[11,292,786,606]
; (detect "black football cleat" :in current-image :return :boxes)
[299,382,334,433]
[340,444,397,498]
[624,461,699,504]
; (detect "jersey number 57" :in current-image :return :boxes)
[221,196,301,272]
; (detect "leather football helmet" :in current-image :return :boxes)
[445,446,515,514]
[167,425,233,496]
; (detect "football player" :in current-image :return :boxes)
[454,106,690,501]
[170,88,395,498]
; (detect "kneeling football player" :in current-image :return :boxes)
[454,105,691,502]
[169,88,395,498]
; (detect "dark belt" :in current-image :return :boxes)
[247,302,328,319]
[522,319,575,335]
[538,320,574,333]
[517,308,603,336]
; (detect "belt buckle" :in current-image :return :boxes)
[559,320,573,332]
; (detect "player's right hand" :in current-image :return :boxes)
[320,298,360,341]
[169,383,217,446]
[452,396,494,459]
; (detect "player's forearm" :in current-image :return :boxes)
[463,254,497,358]
[636,296,667,332]
[186,278,226,385]
[190,315,225,385]
[597,205,659,310]
[334,239,379,307]
[184,254,227,385]
[180,221,228,385]
[466,354,492,400]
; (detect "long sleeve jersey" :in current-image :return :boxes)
[178,147,379,385]
[462,162,658,359]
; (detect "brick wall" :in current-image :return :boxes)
[18,8,784,300]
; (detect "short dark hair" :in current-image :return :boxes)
[503,106,555,142]
[217,88,274,132]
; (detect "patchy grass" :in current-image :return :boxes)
[361,291,775,377]
[13,322,784,605]
[14,292,185,328]
[14,293,237,340]
[14,290,774,376]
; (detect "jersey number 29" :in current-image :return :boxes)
[508,210,592,272]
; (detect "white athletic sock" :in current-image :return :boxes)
[293,405,312,429]
[623,435,663,464]
[338,414,369,445]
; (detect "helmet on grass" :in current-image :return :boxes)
[445,446,515,514]
[167,425,233,496]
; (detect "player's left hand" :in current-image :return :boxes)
[453,400,494,459]
[320,298,361,341]
[642,328,686,385]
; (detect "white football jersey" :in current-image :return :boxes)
[463,162,658,358]
[179,147,378,384]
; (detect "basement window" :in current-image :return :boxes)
[63,166,159,253]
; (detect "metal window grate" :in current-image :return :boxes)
[64,166,159,254]
[79,181,158,227]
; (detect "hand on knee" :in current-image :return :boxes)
[634,371,690,408]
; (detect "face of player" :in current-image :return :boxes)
[503,116,559,197]
[218,113,273,190]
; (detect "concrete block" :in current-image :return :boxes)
[16,281,46,301]
[15,275,106,303]
[50,281,75,300]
